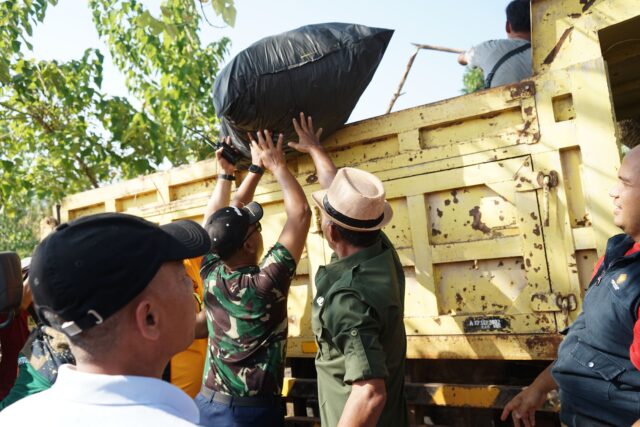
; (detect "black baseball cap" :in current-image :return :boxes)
[204,202,263,258]
[29,213,211,336]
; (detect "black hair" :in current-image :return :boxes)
[506,0,531,33]
[332,223,381,248]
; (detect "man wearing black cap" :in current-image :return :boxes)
[194,131,311,426]
[289,113,408,427]
[0,213,211,426]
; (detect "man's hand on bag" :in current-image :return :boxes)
[251,130,286,173]
[288,112,323,153]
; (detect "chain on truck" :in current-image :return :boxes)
[56,1,640,425]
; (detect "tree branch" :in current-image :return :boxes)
[76,155,100,188]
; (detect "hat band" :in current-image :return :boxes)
[323,195,384,229]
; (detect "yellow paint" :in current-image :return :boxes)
[58,1,640,362]
[301,342,318,354]
[431,385,500,408]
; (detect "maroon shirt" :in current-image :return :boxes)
[0,311,29,399]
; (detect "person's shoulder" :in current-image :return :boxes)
[260,242,296,270]
[470,39,502,52]
[0,388,54,418]
[473,38,526,53]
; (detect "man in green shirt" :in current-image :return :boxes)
[289,113,408,427]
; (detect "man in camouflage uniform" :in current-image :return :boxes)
[194,132,311,427]
[0,325,75,410]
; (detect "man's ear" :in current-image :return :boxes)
[506,21,512,34]
[134,299,161,341]
[326,222,340,246]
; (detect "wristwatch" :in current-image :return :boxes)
[248,164,264,175]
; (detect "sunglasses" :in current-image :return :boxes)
[243,222,262,242]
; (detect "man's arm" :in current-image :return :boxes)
[500,364,557,427]
[230,133,265,208]
[254,130,311,263]
[202,136,235,227]
[338,378,386,427]
[195,310,208,339]
[288,112,337,190]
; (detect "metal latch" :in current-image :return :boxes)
[538,171,559,226]
[514,170,559,226]
[531,292,577,328]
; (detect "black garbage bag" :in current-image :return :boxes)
[213,23,393,159]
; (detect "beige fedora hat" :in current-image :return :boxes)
[312,167,393,231]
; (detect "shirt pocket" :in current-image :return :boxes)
[570,340,625,381]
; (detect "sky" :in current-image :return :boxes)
[29,0,507,123]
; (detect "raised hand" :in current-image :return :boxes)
[216,136,235,174]
[288,112,323,153]
[247,132,264,168]
[251,130,286,173]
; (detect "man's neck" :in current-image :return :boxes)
[334,242,372,259]
[508,31,531,42]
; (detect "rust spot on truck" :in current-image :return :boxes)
[524,106,533,115]
[480,111,501,120]
[469,206,491,234]
[568,13,582,19]
[432,227,442,236]
[436,208,443,218]
[451,190,459,204]
[530,212,538,220]
[575,214,591,227]
[508,81,535,98]
[543,27,574,65]
[455,293,464,305]
[579,0,596,12]
[444,199,451,206]
[533,224,541,236]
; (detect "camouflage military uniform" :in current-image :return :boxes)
[0,325,75,409]
[200,243,296,397]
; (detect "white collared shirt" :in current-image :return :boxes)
[0,364,200,426]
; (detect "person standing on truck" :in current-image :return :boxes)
[458,0,531,89]
[194,133,311,426]
[502,144,640,427]
[0,213,211,426]
[288,113,408,427]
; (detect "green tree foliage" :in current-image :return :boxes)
[0,0,232,254]
[462,66,485,94]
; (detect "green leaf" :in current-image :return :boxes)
[211,0,236,27]
[0,60,10,84]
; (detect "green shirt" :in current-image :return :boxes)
[312,233,408,427]
[0,357,51,410]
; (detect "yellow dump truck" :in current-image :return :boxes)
[58,0,640,425]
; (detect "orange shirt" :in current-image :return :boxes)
[170,257,207,398]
